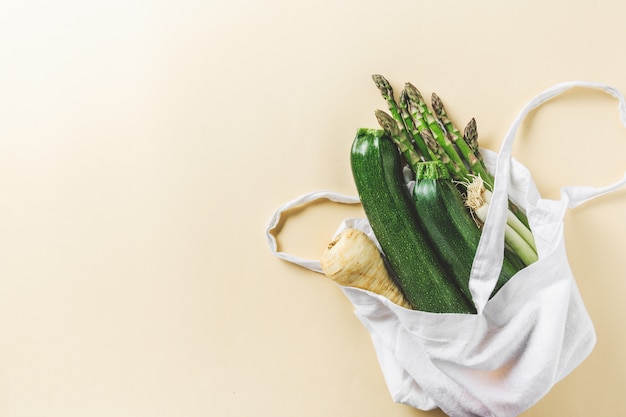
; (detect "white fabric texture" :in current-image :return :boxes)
[265,81,626,417]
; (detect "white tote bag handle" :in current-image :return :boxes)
[265,191,360,273]
[469,81,626,312]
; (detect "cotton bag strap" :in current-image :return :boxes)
[469,81,626,312]
[265,191,360,273]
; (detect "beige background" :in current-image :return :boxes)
[1,0,625,416]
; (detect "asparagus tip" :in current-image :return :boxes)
[431,92,444,116]
[404,82,423,103]
[374,110,399,135]
[371,74,391,90]
[464,118,478,141]
[399,88,409,105]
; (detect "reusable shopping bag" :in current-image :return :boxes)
[266,81,626,417]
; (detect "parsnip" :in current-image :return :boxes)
[320,228,412,309]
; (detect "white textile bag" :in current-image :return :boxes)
[266,81,626,417]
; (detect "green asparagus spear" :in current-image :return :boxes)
[371,75,416,137]
[404,83,470,181]
[430,92,493,186]
[374,110,422,171]
[431,92,532,230]
[463,118,481,161]
[398,89,436,161]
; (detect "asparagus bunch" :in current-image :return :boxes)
[371,74,537,264]
[372,74,489,185]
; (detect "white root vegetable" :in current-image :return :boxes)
[320,228,412,309]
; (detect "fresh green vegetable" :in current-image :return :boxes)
[431,91,532,230]
[351,128,476,314]
[412,161,524,298]
[401,84,464,178]
[404,83,471,180]
[465,176,538,266]
[371,74,537,263]
[430,92,491,184]
[374,110,423,171]
[462,117,483,163]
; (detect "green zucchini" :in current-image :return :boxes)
[412,161,523,298]
[350,128,475,314]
